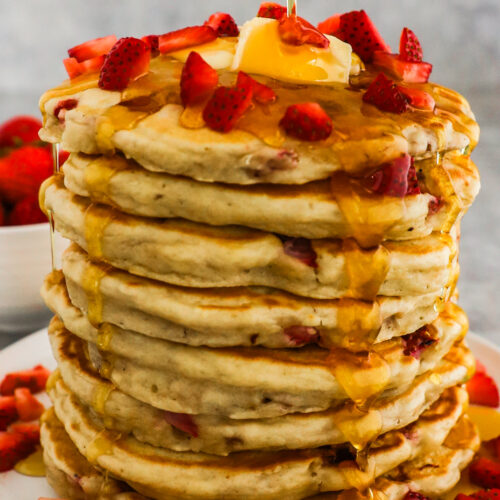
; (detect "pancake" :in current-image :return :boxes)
[43,177,459,299]
[58,245,450,350]
[55,151,480,243]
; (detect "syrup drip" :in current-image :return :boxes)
[47,209,56,272]
[84,204,116,259]
[340,461,376,491]
[45,369,61,392]
[287,0,296,16]
[97,323,114,351]
[14,448,46,477]
[83,156,129,206]
[86,431,120,464]
[93,383,115,415]
[81,261,111,326]
[51,143,61,174]
[332,406,383,451]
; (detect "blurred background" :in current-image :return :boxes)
[0,0,498,346]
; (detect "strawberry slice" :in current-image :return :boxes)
[63,54,105,79]
[284,326,320,346]
[8,195,47,226]
[257,2,287,19]
[459,489,500,500]
[470,458,500,489]
[158,26,217,55]
[0,397,18,431]
[141,35,159,56]
[9,423,40,446]
[282,237,318,267]
[373,51,433,83]
[0,431,35,472]
[164,411,199,437]
[205,12,239,37]
[397,86,436,111]
[403,492,431,500]
[401,327,436,359]
[99,37,151,91]
[399,28,423,63]
[203,84,253,133]
[236,72,276,104]
[0,116,42,147]
[14,388,44,422]
[280,102,333,141]
[321,10,390,62]
[180,52,219,107]
[67,35,117,62]
[363,73,409,114]
[0,365,51,396]
[278,15,330,48]
[486,437,500,460]
[467,372,500,407]
[54,98,79,122]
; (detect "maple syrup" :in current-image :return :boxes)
[93,382,115,415]
[86,431,120,464]
[97,323,114,351]
[81,260,111,326]
[14,448,46,477]
[83,156,129,206]
[332,406,383,451]
[84,204,116,259]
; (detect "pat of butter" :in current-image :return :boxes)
[231,17,353,84]
[169,38,237,69]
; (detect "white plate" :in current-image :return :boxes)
[0,329,497,500]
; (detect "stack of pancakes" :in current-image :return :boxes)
[38,45,480,499]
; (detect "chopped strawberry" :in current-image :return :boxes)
[0,146,52,204]
[282,237,318,267]
[7,195,47,226]
[63,54,105,79]
[236,72,276,104]
[457,490,500,500]
[158,26,217,55]
[404,492,431,500]
[203,84,253,133]
[68,35,117,62]
[428,196,442,215]
[373,52,433,83]
[363,73,409,114]
[397,86,436,111]
[164,411,199,437]
[14,388,44,422]
[0,116,42,147]
[54,98,78,122]
[141,35,159,56]
[401,327,437,359]
[284,326,319,346]
[99,37,150,91]
[467,372,500,407]
[470,458,500,489]
[278,15,330,48]
[9,423,40,446]
[0,431,35,472]
[0,365,50,395]
[280,102,333,141]
[180,52,218,107]
[0,397,18,431]
[257,2,287,19]
[486,437,500,460]
[399,28,423,63]
[58,149,70,167]
[322,10,390,62]
[205,12,239,37]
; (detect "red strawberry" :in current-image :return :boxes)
[0,146,52,204]
[284,326,319,346]
[469,458,500,489]
[203,85,253,133]
[158,26,217,55]
[324,10,390,62]
[373,51,433,83]
[9,423,40,446]
[401,327,436,359]
[428,196,442,215]
[0,116,42,147]
[14,388,44,422]
[467,372,500,407]
[461,489,500,500]
[257,2,287,19]
[67,35,117,62]
[399,28,423,63]
[0,431,35,472]
[363,73,409,114]
[397,86,435,111]
[54,98,78,122]
[205,12,239,37]
[278,15,330,48]
[99,37,151,91]
[403,492,431,500]
[58,149,70,166]
[164,411,199,437]
[63,54,105,79]
[7,196,47,226]
[0,397,18,431]
[317,14,341,35]
[0,365,51,396]
[141,35,159,56]
[282,237,318,267]
[180,52,219,107]
[280,102,333,141]
[236,72,276,104]
[0,202,4,226]
[487,437,500,460]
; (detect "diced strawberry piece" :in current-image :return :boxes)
[14,388,44,422]
[0,431,35,472]
[0,365,51,396]
[257,2,287,19]
[487,437,500,460]
[373,51,433,83]
[54,98,78,122]
[63,54,105,79]
[466,489,500,500]
[203,84,253,133]
[278,15,330,48]
[282,237,318,267]
[67,35,117,62]
[327,10,390,62]
[0,397,18,431]
[317,14,341,35]
[456,495,474,500]
[9,423,40,446]
[99,37,151,91]
[164,411,199,437]
[279,102,332,141]
[397,86,436,111]
[7,195,47,226]
[404,492,431,500]
[284,326,320,346]
[406,163,421,195]
[0,116,42,147]
[467,372,500,407]
[141,35,159,56]
[363,73,409,114]
[205,12,239,37]
[401,327,437,359]
[236,72,276,104]
[58,149,70,166]
[428,196,442,215]
[399,28,423,63]
[0,146,52,204]
[158,26,217,55]
[470,458,500,489]
[180,52,219,107]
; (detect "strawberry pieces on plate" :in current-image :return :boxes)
[457,490,500,500]
[0,396,18,431]
[282,237,318,267]
[180,52,219,107]
[257,2,287,20]
[403,492,431,500]
[0,431,36,472]
[278,15,330,48]
[67,35,117,62]
[236,72,276,104]
[400,28,423,62]
[0,364,51,396]
[283,325,320,346]
[14,388,44,422]
[0,116,42,148]
[280,102,332,141]
[8,423,40,446]
[205,12,239,37]
[363,73,409,114]
[164,411,199,437]
[467,371,500,407]
[7,195,47,226]
[158,26,217,55]
[470,458,500,489]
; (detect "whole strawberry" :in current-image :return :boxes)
[0,116,42,148]
[7,196,47,226]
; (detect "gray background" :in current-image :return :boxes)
[0,0,498,346]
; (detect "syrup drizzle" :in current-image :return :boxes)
[81,260,111,326]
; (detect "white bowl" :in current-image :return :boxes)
[0,222,68,337]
